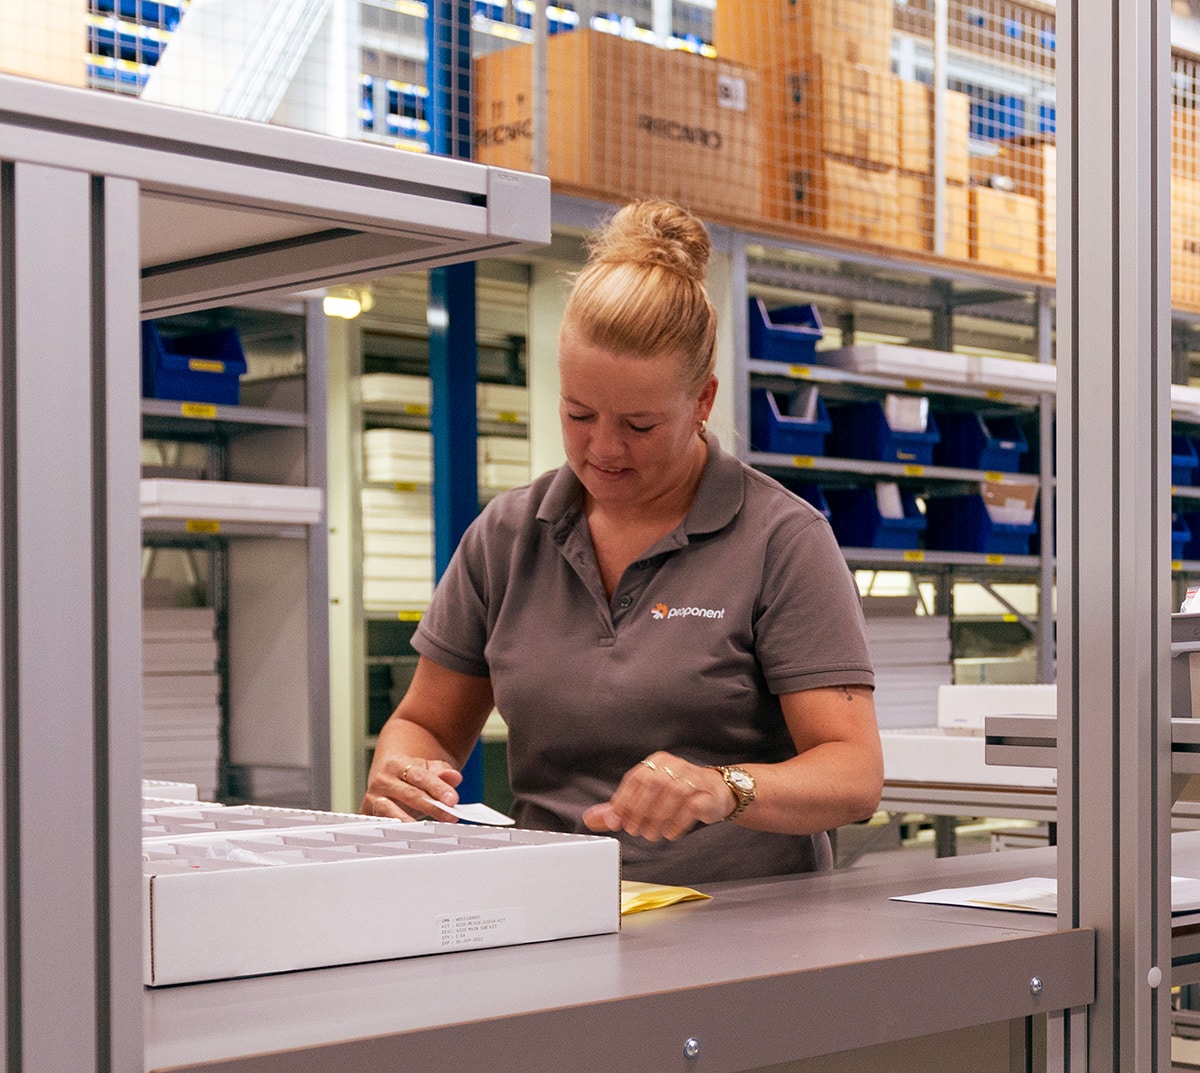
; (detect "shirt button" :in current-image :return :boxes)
[618,595,633,608]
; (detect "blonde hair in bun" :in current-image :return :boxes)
[560,200,717,394]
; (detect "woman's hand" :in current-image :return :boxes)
[582,751,734,841]
[360,755,463,823]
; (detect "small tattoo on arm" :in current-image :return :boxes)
[841,688,854,702]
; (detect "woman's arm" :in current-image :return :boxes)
[582,685,882,841]
[361,656,495,822]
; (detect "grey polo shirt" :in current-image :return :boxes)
[413,435,874,885]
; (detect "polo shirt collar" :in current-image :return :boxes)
[535,433,744,540]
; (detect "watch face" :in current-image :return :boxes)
[729,769,754,793]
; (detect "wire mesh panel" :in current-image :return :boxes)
[7,2,1200,298]
[1175,50,1200,314]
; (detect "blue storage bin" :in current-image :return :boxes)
[1173,512,1192,561]
[935,411,1028,473]
[1173,434,1199,487]
[826,484,926,550]
[924,495,1037,555]
[1179,510,1200,560]
[750,386,832,455]
[748,298,823,364]
[829,396,941,465]
[142,321,247,405]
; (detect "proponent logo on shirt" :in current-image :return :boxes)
[651,602,726,621]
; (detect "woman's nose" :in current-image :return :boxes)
[589,419,624,458]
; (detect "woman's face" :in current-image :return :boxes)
[558,331,716,514]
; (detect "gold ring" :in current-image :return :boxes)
[640,759,657,771]
[400,762,415,782]
[662,765,679,780]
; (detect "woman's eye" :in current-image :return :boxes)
[628,423,656,434]
[566,412,592,423]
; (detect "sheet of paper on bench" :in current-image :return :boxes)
[893,875,1200,915]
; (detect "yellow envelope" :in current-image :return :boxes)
[620,880,711,915]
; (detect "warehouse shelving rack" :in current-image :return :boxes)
[140,300,329,808]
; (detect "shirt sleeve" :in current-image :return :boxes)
[753,510,875,695]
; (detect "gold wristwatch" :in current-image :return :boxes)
[711,765,756,821]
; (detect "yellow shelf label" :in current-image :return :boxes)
[392,482,418,491]
[984,471,1004,482]
[398,610,423,622]
[903,378,924,391]
[180,402,218,419]
[793,455,816,468]
[988,556,1008,566]
[403,403,431,416]
[788,365,813,378]
[902,464,924,477]
[985,389,1006,402]
[902,550,925,562]
[185,519,220,534]
[1174,560,1184,571]
[496,411,521,423]
[188,358,226,374]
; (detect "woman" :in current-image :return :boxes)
[361,200,882,885]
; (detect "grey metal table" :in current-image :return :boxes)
[143,840,1098,1073]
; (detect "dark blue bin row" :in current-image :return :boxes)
[751,387,1031,472]
[141,321,247,405]
[784,481,1039,555]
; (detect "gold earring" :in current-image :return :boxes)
[698,419,708,435]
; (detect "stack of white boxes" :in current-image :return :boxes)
[866,612,954,728]
[361,485,436,612]
[359,375,531,614]
[142,606,222,800]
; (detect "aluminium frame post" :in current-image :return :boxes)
[1058,1,1173,1070]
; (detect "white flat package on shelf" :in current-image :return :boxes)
[360,373,530,424]
[363,429,530,489]
[140,478,323,525]
[880,683,1058,789]
[142,803,621,986]
[142,606,221,800]
[879,725,1057,788]
[821,345,1057,395]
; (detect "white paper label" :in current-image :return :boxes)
[717,75,747,111]
[437,907,525,950]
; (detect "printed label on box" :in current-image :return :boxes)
[438,907,526,950]
[717,74,747,111]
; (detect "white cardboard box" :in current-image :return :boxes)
[937,682,1057,731]
[140,479,323,525]
[880,725,1057,788]
[143,815,621,986]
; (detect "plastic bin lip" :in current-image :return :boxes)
[750,296,824,337]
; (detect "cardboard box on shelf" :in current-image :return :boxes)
[762,155,899,246]
[1173,174,1200,310]
[971,139,1057,276]
[1174,107,1200,180]
[0,0,86,88]
[712,0,894,71]
[761,59,899,170]
[897,80,971,184]
[896,175,969,261]
[969,185,1040,276]
[474,31,759,221]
